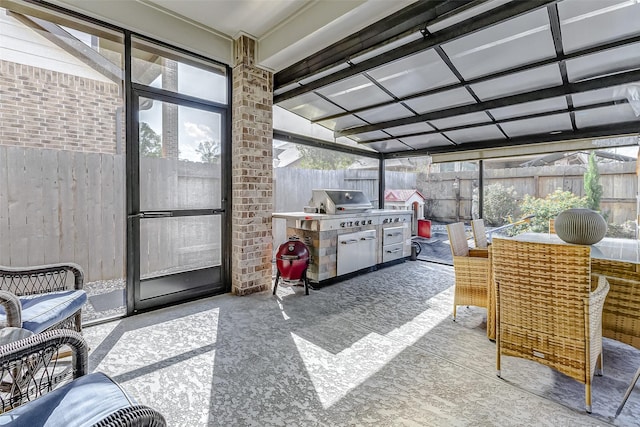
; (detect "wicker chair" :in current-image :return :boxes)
[471,218,489,249]
[492,238,610,413]
[0,263,87,334]
[0,329,166,426]
[549,218,556,233]
[446,222,489,321]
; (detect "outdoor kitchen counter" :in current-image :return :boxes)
[273,210,412,283]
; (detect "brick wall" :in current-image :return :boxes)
[0,60,122,154]
[231,35,274,296]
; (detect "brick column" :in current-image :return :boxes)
[231,35,273,295]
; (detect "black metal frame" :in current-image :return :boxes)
[18,1,233,316]
[129,82,231,312]
[273,0,640,158]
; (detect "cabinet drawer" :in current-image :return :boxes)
[383,242,405,263]
[383,226,405,245]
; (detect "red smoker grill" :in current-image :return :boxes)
[273,239,310,295]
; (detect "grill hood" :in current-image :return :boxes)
[306,189,373,215]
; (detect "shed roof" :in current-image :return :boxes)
[384,189,426,202]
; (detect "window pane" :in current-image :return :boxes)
[138,97,222,211]
[132,38,227,104]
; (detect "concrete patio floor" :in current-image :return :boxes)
[82,260,640,426]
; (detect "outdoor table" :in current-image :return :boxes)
[487,232,640,351]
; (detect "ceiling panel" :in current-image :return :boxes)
[566,43,640,83]
[441,8,555,80]
[444,124,505,143]
[316,114,367,132]
[362,139,411,153]
[385,122,435,137]
[575,104,640,128]
[500,113,573,138]
[471,64,563,101]
[277,92,345,120]
[349,130,391,143]
[367,49,460,98]
[403,87,476,114]
[399,133,451,150]
[559,0,640,53]
[350,32,423,64]
[572,83,640,107]
[489,97,568,120]
[427,0,514,33]
[355,103,414,124]
[430,111,491,130]
[316,74,393,110]
[298,63,350,85]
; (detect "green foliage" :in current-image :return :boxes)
[584,151,603,211]
[196,140,220,163]
[139,122,162,157]
[297,146,355,170]
[518,189,587,232]
[482,183,519,226]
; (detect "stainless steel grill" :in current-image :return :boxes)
[305,189,373,215]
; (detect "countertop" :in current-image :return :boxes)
[272,210,412,220]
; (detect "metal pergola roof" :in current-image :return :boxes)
[273,0,640,159]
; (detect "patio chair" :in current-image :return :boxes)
[549,218,556,233]
[446,222,489,321]
[0,329,166,426]
[492,238,610,413]
[471,219,489,249]
[0,263,87,334]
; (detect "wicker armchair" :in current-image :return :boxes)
[446,222,489,321]
[492,238,610,413]
[471,219,489,249]
[0,263,87,334]
[0,330,166,426]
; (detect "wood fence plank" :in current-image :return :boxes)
[58,151,75,263]
[73,152,89,279]
[0,147,10,265]
[86,153,103,282]
[7,147,28,265]
[42,149,60,264]
[101,153,116,280]
[25,149,44,266]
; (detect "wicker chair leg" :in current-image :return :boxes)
[615,365,640,417]
[596,353,603,376]
[585,384,592,414]
[75,311,83,333]
[452,304,457,322]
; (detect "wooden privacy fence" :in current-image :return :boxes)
[420,162,638,224]
[0,146,223,283]
[2,145,635,281]
[0,146,125,282]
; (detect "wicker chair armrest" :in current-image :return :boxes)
[92,405,167,427]
[589,275,610,313]
[0,263,84,294]
[0,290,22,328]
[0,329,88,378]
[469,248,489,258]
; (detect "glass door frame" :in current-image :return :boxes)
[126,82,232,314]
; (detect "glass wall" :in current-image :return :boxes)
[0,2,231,322]
[0,4,126,322]
[482,147,638,240]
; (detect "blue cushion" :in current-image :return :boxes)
[0,372,136,426]
[0,290,87,334]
